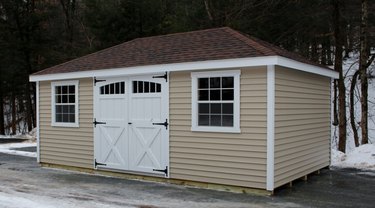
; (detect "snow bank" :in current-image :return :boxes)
[0,193,55,208]
[0,142,36,158]
[331,144,375,170]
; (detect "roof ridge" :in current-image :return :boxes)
[130,27,228,42]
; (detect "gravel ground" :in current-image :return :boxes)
[0,153,374,208]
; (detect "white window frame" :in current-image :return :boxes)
[191,70,241,133]
[51,80,79,127]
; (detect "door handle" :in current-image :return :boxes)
[128,122,132,125]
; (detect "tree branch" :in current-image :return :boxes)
[365,53,375,69]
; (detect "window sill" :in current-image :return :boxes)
[51,122,79,128]
[191,126,241,133]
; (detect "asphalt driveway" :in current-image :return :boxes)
[0,153,374,208]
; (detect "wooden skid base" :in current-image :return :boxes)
[275,166,328,192]
[40,163,271,196]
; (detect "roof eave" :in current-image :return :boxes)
[29,56,338,82]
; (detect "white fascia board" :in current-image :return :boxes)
[276,56,339,79]
[29,55,338,82]
[29,56,278,82]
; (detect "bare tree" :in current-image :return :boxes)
[359,0,369,144]
[332,0,347,152]
[350,69,360,147]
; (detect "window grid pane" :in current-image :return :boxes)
[54,84,76,124]
[197,76,234,127]
[132,81,161,94]
[100,82,126,95]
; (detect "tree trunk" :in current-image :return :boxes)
[25,82,34,131]
[332,0,346,152]
[349,70,360,147]
[204,0,214,22]
[11,93,17,135]
[359,0,369,144]
[0,82,4,135]
[332,79,339,126]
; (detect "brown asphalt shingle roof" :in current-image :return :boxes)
[33,27,327,75]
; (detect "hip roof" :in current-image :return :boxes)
[32,27,331,76]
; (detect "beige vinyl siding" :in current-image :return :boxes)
[274,66,330,188]
[169,67,268,189]
[39,78,94,169]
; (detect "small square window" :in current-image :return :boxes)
[210,77,220,88]
[198,115,209,126]
[222,103,233,114]
[198,103,209,114]
[210,103,221,114]
[198,90,209,101]
[209,90,220,100]
[198,78,209,89]
[222,77,234,88]
[222,89,234,100]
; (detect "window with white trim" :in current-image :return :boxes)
[191,70,240,133]
[51,80,79,127]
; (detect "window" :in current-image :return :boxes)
[133,81,161,93]
[100,82,125,95]
[51,80,79,127]
[191,70,240,133]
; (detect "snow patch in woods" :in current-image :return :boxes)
[332,51,375,152]
[0,142,36,158]
[0,128,37,140]
[331,144,375,170]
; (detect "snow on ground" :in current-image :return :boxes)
[0,193,55,208]
[331,144,375,171]
[0,142,36,158]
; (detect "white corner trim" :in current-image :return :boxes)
[329,78,334,166]
[191,70,241,133]
[266,65,275,191]
[29,56,338,82]
[36,81,40,163]
[50,80,80,128]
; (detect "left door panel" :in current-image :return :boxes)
[94,78,128,170]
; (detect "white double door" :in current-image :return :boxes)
[94,74,169,176]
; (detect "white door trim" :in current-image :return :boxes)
[93,74,170,177]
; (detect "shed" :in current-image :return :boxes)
[29,27,338,193]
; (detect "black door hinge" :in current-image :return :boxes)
[95,159,107,168]
[153,166,168,177]
[152,72,168,82]
[94,77,106,85]
[152,119,168,130]
[93,118,106,127]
